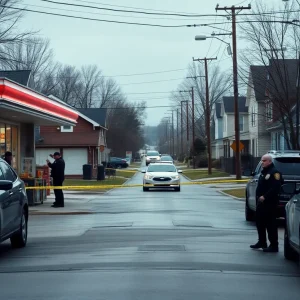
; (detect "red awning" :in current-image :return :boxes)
[0,79,78,125]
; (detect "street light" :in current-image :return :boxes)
[195,35,232,55]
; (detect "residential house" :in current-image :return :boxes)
[265,59,299,150]
[35,107,107,178]
[246,65,271,157]
[211,101,224,159]
[220,96,249,158]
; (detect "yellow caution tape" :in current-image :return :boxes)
[25,179,248,190]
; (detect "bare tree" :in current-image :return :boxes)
[170,62,231,154]
[0,0,35,63]
[75,65,102,108]
[239,0,300,149]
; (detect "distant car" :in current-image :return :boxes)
[160,155,174,164]
[243,151,300,221]
[0,158,28,248]
[283,183,300,261]
[142,163,182,192]
[145,151,161,166]
[107,157,128,169]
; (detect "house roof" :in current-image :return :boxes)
[76,108,107,129]
[266,59,299,101]
[0,70,31,86]
[250,65,268,101]
[223,96,248,113]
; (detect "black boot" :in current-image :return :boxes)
[250,242,267,249]
[263,245,279,253]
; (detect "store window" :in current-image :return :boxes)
[0,123,19,171]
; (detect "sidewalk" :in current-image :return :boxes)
[29,191,104,215]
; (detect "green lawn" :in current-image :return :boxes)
[129,162,142,168]
[221,188,245,198]
[64,178,127,191]
[183,169,229,180]
[116,169,137,178]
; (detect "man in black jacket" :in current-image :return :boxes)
[250,154,283,252]
[47,152,65,208]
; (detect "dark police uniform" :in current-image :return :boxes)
[253,162,283,251]
[48,157,65,207]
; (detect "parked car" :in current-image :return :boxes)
[0,158,28,248]
[107,157,128,169]
[243,151,300,221]
[145,150,161,166]
[142,163,182,192]
[160,155,174,164]
[282,182,300,261]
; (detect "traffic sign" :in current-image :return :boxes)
[230,141,244,152]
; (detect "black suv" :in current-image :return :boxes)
[0,158,28,248]
[244,151,300,221]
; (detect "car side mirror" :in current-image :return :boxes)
[242,169,253,177]
[178,170,183,173]
[0,180,13,191]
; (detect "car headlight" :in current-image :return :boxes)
[144,175,153,180]
[171,175,179,180]
[157,157,161,160]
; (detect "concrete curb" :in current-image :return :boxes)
[29,210,94,216]
[218,190,245,202]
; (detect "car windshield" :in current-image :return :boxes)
[147,164,177,172]
[274,157,300,175]
[147,151,159,156]
[161,156,172,161]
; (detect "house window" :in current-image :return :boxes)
[251,106,256,126]
[239,115,244,132]
[61,125,73,132]
[266,101,273,122]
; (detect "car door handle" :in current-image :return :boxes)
[9,191,14,195]
[293,199,298,203]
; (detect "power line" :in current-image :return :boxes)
[3,5,190,28]
[72,0,202,15]
[41,0,228,18]
[24,2,218,21]
[119,77,184,86]
[105,68,187,77]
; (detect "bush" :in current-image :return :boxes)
[195,154,208,168]
[212,159,221,169]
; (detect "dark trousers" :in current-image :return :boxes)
[256,203,278,247]
[53,180,64,206]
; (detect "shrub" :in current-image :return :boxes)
[212,159,221,169]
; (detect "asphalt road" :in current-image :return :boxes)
[0,168,299,299]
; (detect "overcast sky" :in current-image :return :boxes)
[20,0,282,126]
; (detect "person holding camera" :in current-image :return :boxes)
[46,152,65,208]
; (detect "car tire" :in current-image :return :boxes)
[284,224,299,261]
[10,209,28,248]
[245,192,255,221]
[175,187,181,192]
[143,187,149,192]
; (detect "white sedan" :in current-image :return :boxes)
[142,163,182,192]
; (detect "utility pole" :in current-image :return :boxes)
[192,57,217,175]
[177,108,179,159]
[216,4,251,180]
[180,101,184,157]
[186,101,189,156]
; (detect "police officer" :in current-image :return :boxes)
[47,152,65,208]
[250,154,283,252]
